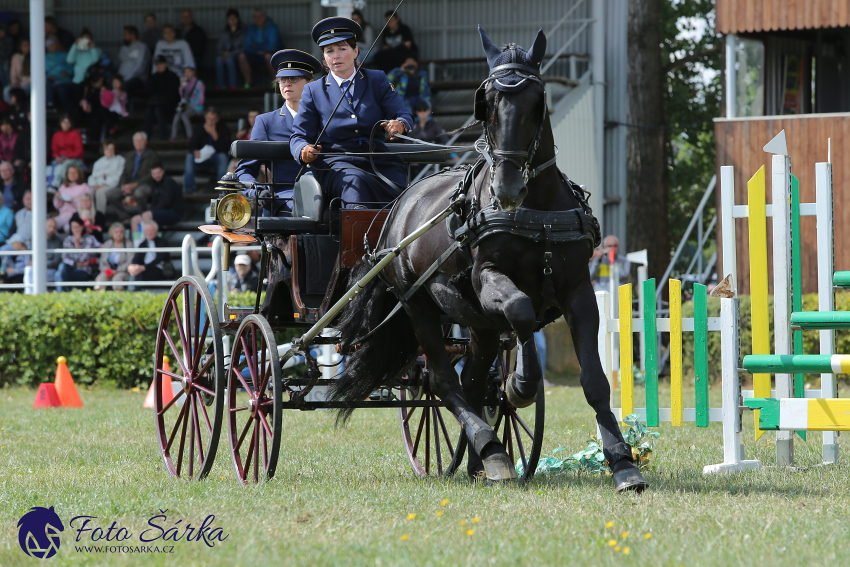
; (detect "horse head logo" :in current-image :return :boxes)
[17,506,64,559]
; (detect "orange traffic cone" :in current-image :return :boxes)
[144,356,174,408]
[54,356,83,408]
[33,383,62,408]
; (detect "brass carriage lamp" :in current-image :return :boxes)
[211,172,252,271]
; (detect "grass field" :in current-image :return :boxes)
[1,383,849,567]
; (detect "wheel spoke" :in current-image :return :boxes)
[403,406,418,426]
[165,401,188,452]
[425,397,431,475]
[170,298,190,369]
[197,393,212,433]
[510,412,527,473]
[234,412,253,452]
[231,365,254,396]
[242,423,255,480]
[432,407,442,476]
[503,415,515,466]
[256,335,269,395]
[435,408,455,458]
[161,328,190,378]
[183,287,192,359]
[188,395,196,477]
[192,382,216,397]
[240,335,259,388]
[157,388,185,417]
[157,368,187,381]
[259,410,273,438]
[196,353,215,381]
[262,423,269,472]
[192,316,211,372]
[411,403,427,459]
[514,412,534,439]
[191,288,205,366]
[175,397,190,477]
[253,419,260,483]
[230,405,251,413]
[192,393,206,464]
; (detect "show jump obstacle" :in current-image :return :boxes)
[597,130,841,474]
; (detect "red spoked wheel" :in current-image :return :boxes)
[226,315,282,484]
[399,360,464,477]
[154,276,225,480]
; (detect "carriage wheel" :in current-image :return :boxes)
[154,276,225,480]
[454,339,545,484]
[226,315,283,484]
[398,362,464,478]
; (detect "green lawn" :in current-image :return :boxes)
[1,384,849,567]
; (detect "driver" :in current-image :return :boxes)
[236,49,322,216]
[290,17,413,208]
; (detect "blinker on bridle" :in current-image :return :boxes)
[474,44,558,203]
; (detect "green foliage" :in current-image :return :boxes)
[660,0,722,253]
[0,291,258,388]
[518,414,659,476]
[681,293,850,384]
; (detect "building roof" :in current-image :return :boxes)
[716,0,850,34]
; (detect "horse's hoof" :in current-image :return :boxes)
[613,464,649,493]
[482,452,518,482]
[505,374,536,408]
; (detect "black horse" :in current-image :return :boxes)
[331,27,648,492]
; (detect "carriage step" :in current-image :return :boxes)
[790,311,850,330]
[744,398,850,431]
[743,354,850,374]
[834,271,850,289]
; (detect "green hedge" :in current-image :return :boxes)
[682,293,850,384]
[0,291,257,388]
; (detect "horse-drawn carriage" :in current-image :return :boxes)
[151,139,544,485]
[150,27,648,492]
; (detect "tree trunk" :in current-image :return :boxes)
[626,0,669,284]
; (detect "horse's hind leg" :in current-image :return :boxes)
[477,268,543,408]
[407,302,516,481]
[562,279,649,493]
[459,327,501,479]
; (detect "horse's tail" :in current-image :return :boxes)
[330,260,419,425]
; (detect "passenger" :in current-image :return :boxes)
[290,17,413,209]
[236,49,321,216]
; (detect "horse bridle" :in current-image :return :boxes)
[474,46,558,197]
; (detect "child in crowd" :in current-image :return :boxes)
[73,192,105,242]
[53,164,91,233]
[171,64,204,141]
[100,75,129,140]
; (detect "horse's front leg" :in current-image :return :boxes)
[477,267,543,408]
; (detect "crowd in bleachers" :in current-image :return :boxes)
[0,8,450,292]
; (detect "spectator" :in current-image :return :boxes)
[0,118,17,162]
[409,100,448,145]
[387,57,431,113]
[45,217,62,282]
[144,55,180,141]
[228,254,258,292]
[184,107,231,194]
[0,23,15,90]
[56,216,100,291]
[152,24,195,77]
[141,13,160,55]
[239,9,279,87]
[11,109,30,176]
[1,160,24,212]
[178,9,207,67]
[118,26,150,96]
[0,192,12,245]
[99,75,129,140]
[80,72,108,142]
[11,190,32,244]
[72,192,106,242]
[0,233,28,287]
[5,88,28,131]
[130,163,182,233]
[589,235,631,293]
[230,108,260,173]
[88,141,125,214]
[171,64,204,141]
[371,12,419,73]
[44,17,75,51]
[128,220,169,288]
[45,37,72,108]
[106,132,160,221]
[53,164,91,233]
[5,20,24,49]
[94,222,133,291]
[216,8,247,89]
[350,10,374,63]
[47,115,84,191]
[3,38,29,103]
[55,29,102,122]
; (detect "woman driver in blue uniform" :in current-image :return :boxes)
[236,49,322,215]
[290,17,413,208]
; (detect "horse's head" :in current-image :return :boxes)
[477,26,547,211]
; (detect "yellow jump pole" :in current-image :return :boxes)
[619,283,634,421]
[669,279,683,427]
[748,165,771,441]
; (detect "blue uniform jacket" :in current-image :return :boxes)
[236,106,300,214]
[289,68,413,187]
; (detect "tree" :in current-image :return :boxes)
[627,0,722,284]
